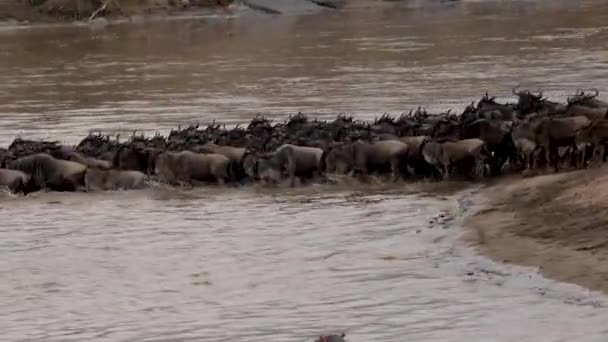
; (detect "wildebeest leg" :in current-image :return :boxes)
[8,179,25,195]
[285,157,297,187]
[568,145,578,169]
[541,145,550,171]
[549,144,559,172]
[216,176,225,186]
[529,151,536,170]
[522,153,528,171]
[390,158,400,182]
[442,164,450,180]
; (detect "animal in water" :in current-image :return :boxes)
[420,138,488,179]
[255,144,324,186]
[316,333,346,342]
[153,150,233,185]
[84,168,147,191]
[5,153,87,192]
[113,144,161,174]
[322,140,409,180]
[0,168,33,194]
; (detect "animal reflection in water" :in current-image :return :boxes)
[2,86,608,195]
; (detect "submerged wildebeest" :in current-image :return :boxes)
[0,168,32,194]
[154,150,234,186]
[6,153,87,192]
[322,140,409,180]
[420,138,489,180]
[84,168,147,191]
[316,333,346,342]
[254,144,324,186]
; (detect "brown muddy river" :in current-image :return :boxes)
[2,1,608,341]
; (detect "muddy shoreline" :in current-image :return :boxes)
[462,167,608,294]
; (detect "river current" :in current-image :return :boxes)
[2,1,608,341]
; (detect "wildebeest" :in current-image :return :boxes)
[154,150,233,186]
[5,153,87,192]
[255,144,324,186]
[0,168,33,194]
[53,149,113,170]
[84,168,147,191]
[322,140,409,180]
[532,115,592,171]
[563,104,608,123]
[476,93,516,121]
[461,94,515,126]
[567,89,608,109]
[461,119,515,175]
[114,144,161,174]
[420,138,489,179]
[513,86,566,116]
[575,119,608,164]
[399,136,436,177]
[197,143,247,161]
[511,120,539,171]
[198,143,248,181]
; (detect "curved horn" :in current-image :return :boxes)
[512,84,521,95]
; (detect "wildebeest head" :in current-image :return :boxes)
[513,85,544,115]
[76,133,116,157]
[430,117,460,139]
[567,89,607,108]
[114,144,159,174]
[461,101,479,126]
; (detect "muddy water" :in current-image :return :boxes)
[3,1,608,341]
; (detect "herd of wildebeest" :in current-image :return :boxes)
[1,86,608,195]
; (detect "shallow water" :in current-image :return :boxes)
[3,0,608,341]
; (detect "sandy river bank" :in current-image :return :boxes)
[463,166,608,294]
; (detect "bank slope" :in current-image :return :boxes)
[463,167,608,294]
